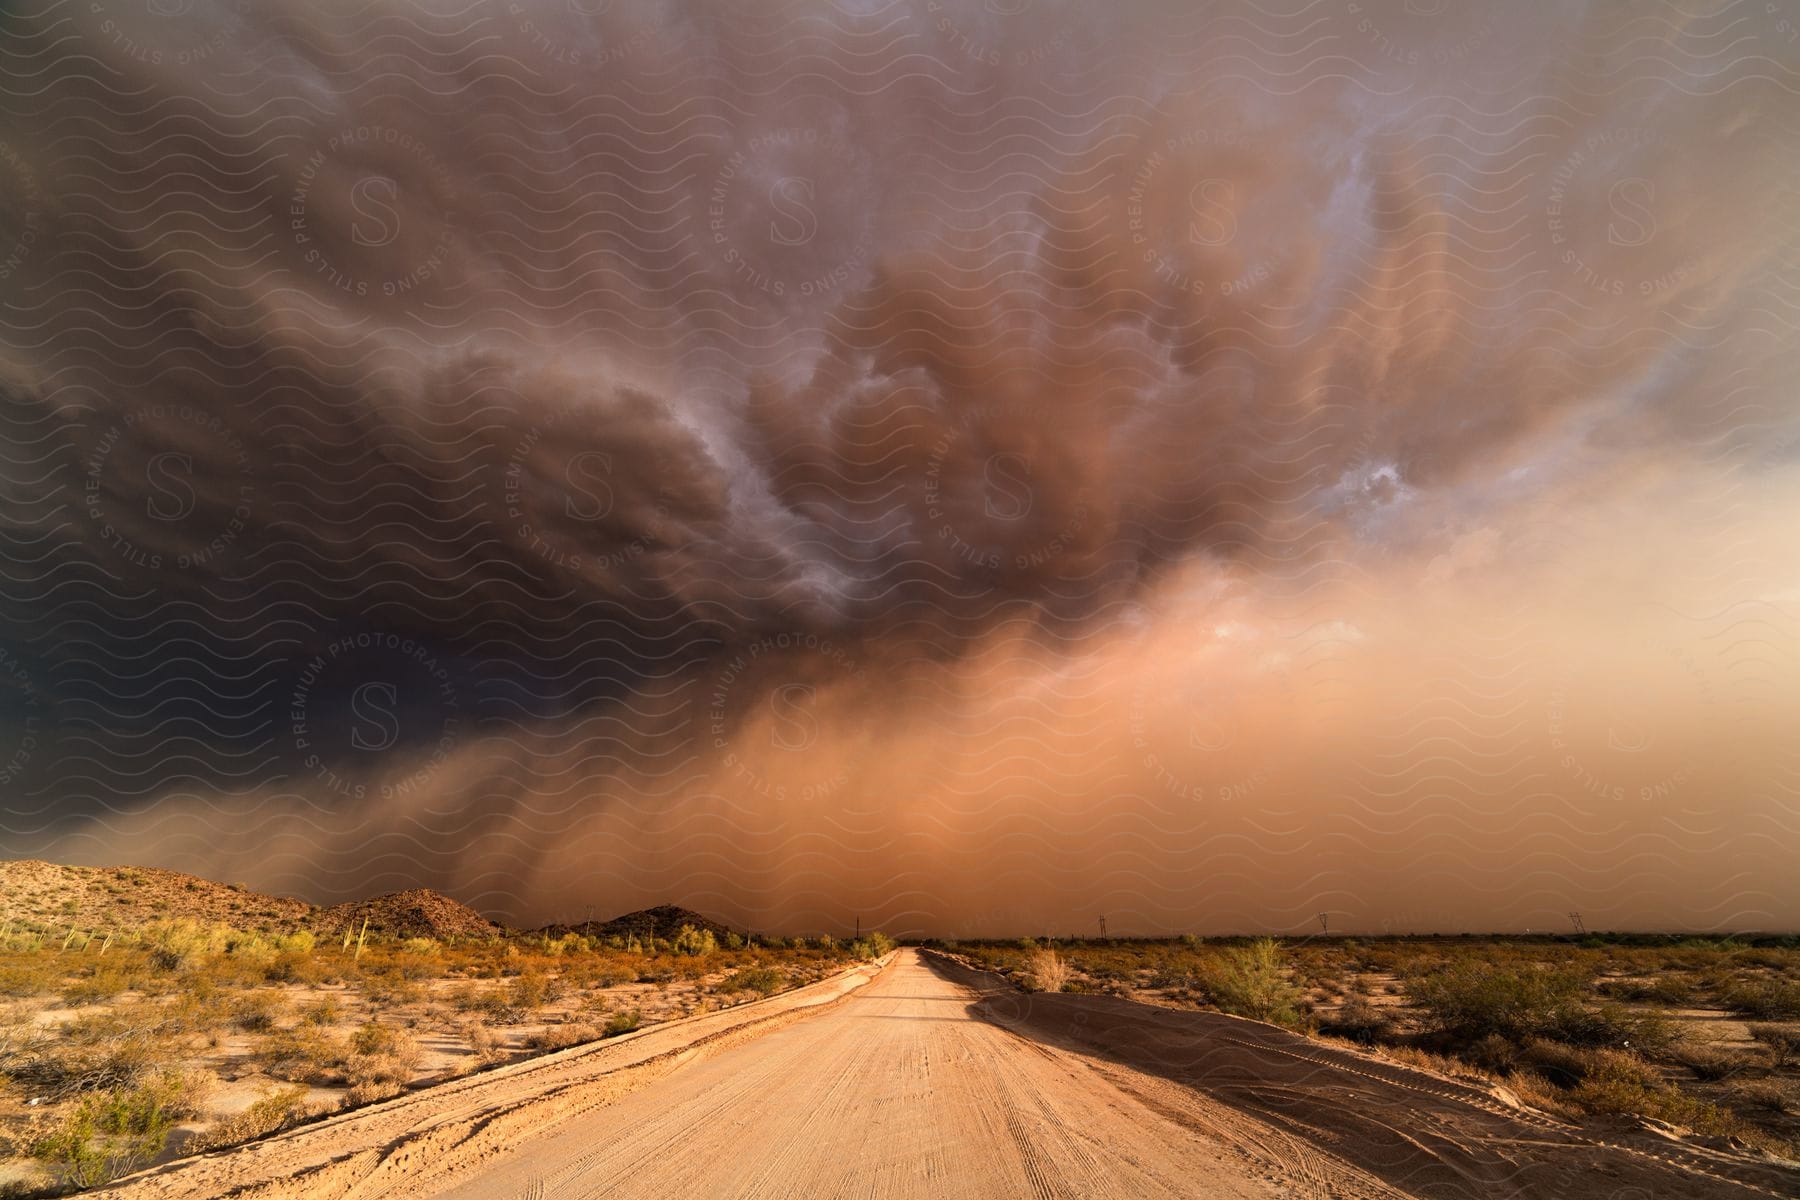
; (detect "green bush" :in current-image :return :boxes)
[603,1009,641,1036]
[672,925,717,957]
[507,970,552,1011]
[1204,939,1304,1028]
[143,921,227,972]
[349,1020,402,1057]
[1540,1002,1673,1053]
[31,1072,197,1188]
[1406,964,1586,1043]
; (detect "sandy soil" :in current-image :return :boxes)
[97,950,1800,1199]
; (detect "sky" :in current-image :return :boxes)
[1,0,1797,935]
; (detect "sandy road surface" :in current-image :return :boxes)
[430,950,1306,1200]
[105,950,1800,1200]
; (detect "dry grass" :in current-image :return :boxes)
[1027,949,1071,994]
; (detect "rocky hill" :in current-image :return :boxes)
[0,859,314,933]
[316,888,504,940]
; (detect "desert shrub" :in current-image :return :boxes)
[1670,1040,1765,1082]
[345,1079,403,1106]
[1146,965,1190,990]
[672,925,717,957]
[1597,975,1694,1005]
[449,983,487,1013]
[1406,965,1585,1043]
[1734,1081,1791,1113]
[463,1022,503,1065]
[8,1008,179,1098]
[505,969,565,1011]
[349,1020,405,1057]
[1540,1003,1673,1053]
[604,1009,641,1036]
[1027,949,1072,994]
[591,965,636,988]
[194,1086,316,1151]
[1204,939,1304,1028]
[341,1024,420,1098]
[143,921,227,972]
[1748,1023,1800,1068]
[1318,997,1392,1044]
[719,966,785,997]
[524,1023,599,1052]
[1467,1033,1519,1073]
[158,983,229,1038]
[301,997,342,1027]
[135,1067,211,1120]
[230,990,288,1033]
[263,949,321,984]
[31,1076,186,1189]
[222,932,279,974]
[1518,1040,1652,1090]
[358,971,423,1005]
[1562,1052,1763,1144]
[62,965,137,1006]
[272,931,315,955]
[1724,979,1800,1020]
[0,962,58,997]
[258,1027,345,1085]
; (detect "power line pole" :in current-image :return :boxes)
[1568,912,1586,936]
[1097,915,1107,940]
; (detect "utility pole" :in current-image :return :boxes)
[1317,913,1329,934]
[1568,912,1586,936]
[1097,915,1107,939]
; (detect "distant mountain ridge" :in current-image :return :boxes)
[540,903,743,944]
[0,860,716,942]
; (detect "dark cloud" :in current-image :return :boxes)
[0,0,1796,931]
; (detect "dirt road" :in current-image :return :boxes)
[423,951,1798,1200]
[106,950,1800,1199]
[429,950,1308,1200]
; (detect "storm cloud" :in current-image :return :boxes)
[1,0,1796,933]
